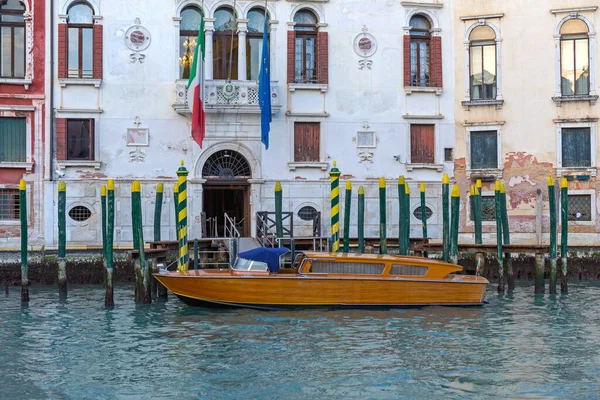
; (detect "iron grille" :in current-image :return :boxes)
[470,196,496,221]
[202,150,251,180]
[298,206,318,221]
[0,189,20,220]
[68,205,92,222]
[413,206,433,221]
[568,194,591,221]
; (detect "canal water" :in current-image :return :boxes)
[2,283,600,399]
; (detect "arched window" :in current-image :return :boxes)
[293,9,317,83]
[469,25,496,100]
[409,15,431,87]
[560,19,589,96]
[213,7,237,80]
[0,0,25,78]
[246,8,268,81]
[67,2,94,78]
[179,6,202,80]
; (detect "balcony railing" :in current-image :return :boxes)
[174,79,281,115]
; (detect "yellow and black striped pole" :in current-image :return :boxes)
[177,161,189,271]
[329,161,341,252]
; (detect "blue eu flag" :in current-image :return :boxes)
[258,17,271,150]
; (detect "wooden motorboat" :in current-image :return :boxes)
[154,248,489,309]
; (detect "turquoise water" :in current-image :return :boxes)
[2,283,600,399]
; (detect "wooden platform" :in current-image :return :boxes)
[413,243,550,256]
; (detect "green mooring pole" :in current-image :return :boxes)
[442,173,449,262]
[495,180,504,292]
[474,179,485,276]
[500,183,514,291]
[343,181,352,253]
[105,179,115,307]
[404,183,411,255]
[450,184,460,265]
[398,176,406,255]
[547,176,556,294]
[58,181,67,295]
[19,179,29,302]
[132,181,151,303]
[358,186,365,254]
[154,183,163,242]
[420,182,428,258]
[101,185,107,266]
[560,177,568,293]
[379,177,387,254]
[275,181,283,240]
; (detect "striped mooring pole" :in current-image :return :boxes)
[329,161,341,252]
[20,179,29,302]
[177,161,189,271]
[58,181,67,295]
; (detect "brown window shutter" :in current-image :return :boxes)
[93,25,103,79]
[287,31,295,84]
[56,118,67,160]
[58,24,68,78]
[431,36,442,88]
[403,35,411,87]
[294,122,320,162]
[410,124,435,164]
[317,32,328,84]
[89,118,95,160]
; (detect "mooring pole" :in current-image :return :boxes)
[560,177,568,293]
[177,161,189,271]
[420,182,428,258]
[133,181,151,303]
[194,238,199,271]
[275,181,283,240]
[500,183,514,291]
[495,180,504,292]
[57,181,67,295]
[105,179,115,307]
[404,183,411,254]
[474,180,485,276]
[358,186,365,254]
[450,184,460,264]
[398,176,406,255]
[19,179,29,302]
[343,180,352,253]
[379,178,387,254]
[329,162,341,252]
[154,183,163,242]
[101,185,107,265]
[173,183,180,241]
[547,176,556,294]
[442,173,449,262]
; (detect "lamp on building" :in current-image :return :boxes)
[178,38,197,79]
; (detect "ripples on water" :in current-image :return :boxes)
[2,283,600,399]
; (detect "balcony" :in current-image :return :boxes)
[173,79,281,115]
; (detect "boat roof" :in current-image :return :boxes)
[300,251,460,267]
[237,247,290,273]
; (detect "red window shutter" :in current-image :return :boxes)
[411,124,435,164]
[93,25,103,79]
[403,35,411,87]
[58,24,68,78]
[317,32,328,84]
[431,36,442,88]
[56,118,67,160]
[294,122,320,162]
[287,31,295,84]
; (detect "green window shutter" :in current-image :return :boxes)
[0,117,26,162]
[470,130,498,169]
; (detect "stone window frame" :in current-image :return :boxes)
[66,200,96,227]
[0,105,34,171]
[464,121,504,179]
[551,8,597,105]
[0,0,33,89]
[555,119,597,177]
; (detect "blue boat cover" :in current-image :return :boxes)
[237,247,290,273]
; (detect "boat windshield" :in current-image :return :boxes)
[233,257,269,272]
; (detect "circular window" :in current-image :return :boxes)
[298,206,318,222]
[69,205,92,222]
[413,206,433,221]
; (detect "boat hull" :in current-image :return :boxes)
[155,272,488,309]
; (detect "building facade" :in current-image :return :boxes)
[453,1,599,244]
[38,0,455,249]
[0,0,46,248]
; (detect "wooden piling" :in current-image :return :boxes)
[442,173,449,262]
[358,186,365,254]
[57,181,67,295]
[154,183,163,242]
[343,181,352,253]
[132,181,151,303]
[500,183,514,291]
[379,177,387,254]
[534,253,544,294]
[398,176,407,256]
[420,183,428,258]
[329,162,341,252]
[194,238,199,270]
[275,181,283,239]
[560,177,568,293]
[19,179,29,302]
[495,180,504,292]
[547,176,556,295]
[450,184,460,264]
[105,179,115,307]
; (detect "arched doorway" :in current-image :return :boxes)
[202,149,251,237]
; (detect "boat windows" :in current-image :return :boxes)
[389,265,428,276]
[310,261,385,275]
[233,257,269,272]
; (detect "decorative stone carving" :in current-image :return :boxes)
[128,147,146,162]
[354,26,377,58]
[125,18,151,63]
[358,60,372,70]
[358,151,374,163]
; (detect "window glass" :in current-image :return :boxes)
[13,26,24,77]
[310,261,385,275]
[181,7,201,31]
[67,3,93,24]
[0,0,25,22]
[81,27,93,77]
[67,27,79,77]
[247,9,266,33]
[67,119,93,160]
[0,26,10,77]
[568,195,591,221]
[298,206,318,221]
[562,127,591,168]
[214,8,235,32]
[390,265,428,276]
[469,26,494,41]
[246,9,267,81]
[560,19,588,35]
[470,130,497,169]
[0,189,20,220]
[409,15,430,31]
[293,10,317,28]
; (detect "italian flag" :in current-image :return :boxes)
[187,15,206,148]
